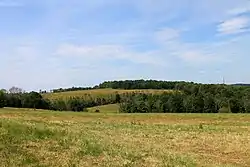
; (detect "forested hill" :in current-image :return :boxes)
[232,83,250,87]
[50,80,250,93]
[51,80,192,93]
[1,80,250,113]
[97,80,190,89]
[97,80,250,90]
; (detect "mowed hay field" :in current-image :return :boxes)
[87,104,119,113]
[1,108,250,167]
[43,89,172,100]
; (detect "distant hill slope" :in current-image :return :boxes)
[232,84,250,87]
[49,80,192,93]
[43,88,173,100]
[87,104,119,113]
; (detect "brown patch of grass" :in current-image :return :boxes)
[0,108,250,166]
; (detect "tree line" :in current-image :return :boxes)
[98,80,188,90]
[1,80,250,113]
[42,80,250,94]
[0,90,122,112]
[119,91,250,113]
[48,80,193,93]
[118,81,250,113]
[51,87,94,93]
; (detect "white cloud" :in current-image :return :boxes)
[1,0,250,90]
[217,16,249,35]
[179,51,216,64]
[155,28,180,43]
[132,0,250,26]
[153,28,222,65]
[227,2,250,16]
[228,7,250,15]
[55,44,165,66]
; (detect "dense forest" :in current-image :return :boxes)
[0,90,120,112]
[1,80,250,113]
[119,88,250,113]
[51,87,93,93]
[97,80,186,90]
[50,80,191,93]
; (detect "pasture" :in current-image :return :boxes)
[0,108,250,167]
[87,104,119,113]
[43,88,172,100]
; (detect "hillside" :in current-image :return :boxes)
[2,80,250,113]
[232,83,250,87]
[87,104,119,113]
[43,88,172,100]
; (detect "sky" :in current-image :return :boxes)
[1,0,250,91]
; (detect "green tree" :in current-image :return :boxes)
[243,99,250,113]
[192,95,205,113]
[0,90,6,108]
[203,94,218,113]
[228,97,244,113]
[183,95,194,113]
[22,92,48,109]
[115,94,121,103]
[167,94,184,113]
[67,98,85,112]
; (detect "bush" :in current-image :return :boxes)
[218,107,231,113]
[0,91,6,108]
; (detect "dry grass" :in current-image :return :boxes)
[43,88,172,100]
[87,104,119,113]
[0,108,250,167]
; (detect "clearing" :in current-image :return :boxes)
[87,104,119,113]
[0,108,250,167]
[43,88,172,100]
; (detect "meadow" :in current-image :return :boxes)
[43,88,172,100]
[87,104,119,113]
[1,108,250,167]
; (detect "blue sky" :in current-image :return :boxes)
[1,0,250,91]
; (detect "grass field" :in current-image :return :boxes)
[1,108,250,167]
[43,88,172,100]
[87,104,119,113]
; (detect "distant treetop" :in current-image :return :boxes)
[48,80,250,93]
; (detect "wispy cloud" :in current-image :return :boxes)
[153,28,223,65]
[178,50,218,64]
[217,16,249,35]
[228,7,250,15]
[55,44,166,66]
[227,4,250,16]
[155,28,180,43]
[1,0,250,90]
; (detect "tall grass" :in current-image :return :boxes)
[1,108,250,167]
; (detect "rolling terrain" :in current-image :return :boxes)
[43,88,172,100]
[87,104,119,113]
[1,108,250,167]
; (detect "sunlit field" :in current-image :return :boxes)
[1,108,250,167]
[87,104,119,113]
[43,88,173,100]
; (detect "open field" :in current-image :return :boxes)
[43,88,172,100]
[0,108,250,167]
[87,104,119,113]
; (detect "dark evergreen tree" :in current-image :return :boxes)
[0,91,6,108]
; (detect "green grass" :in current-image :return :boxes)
[0,108,250,167]
[87,104,119,113]
[43,88,172,100]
